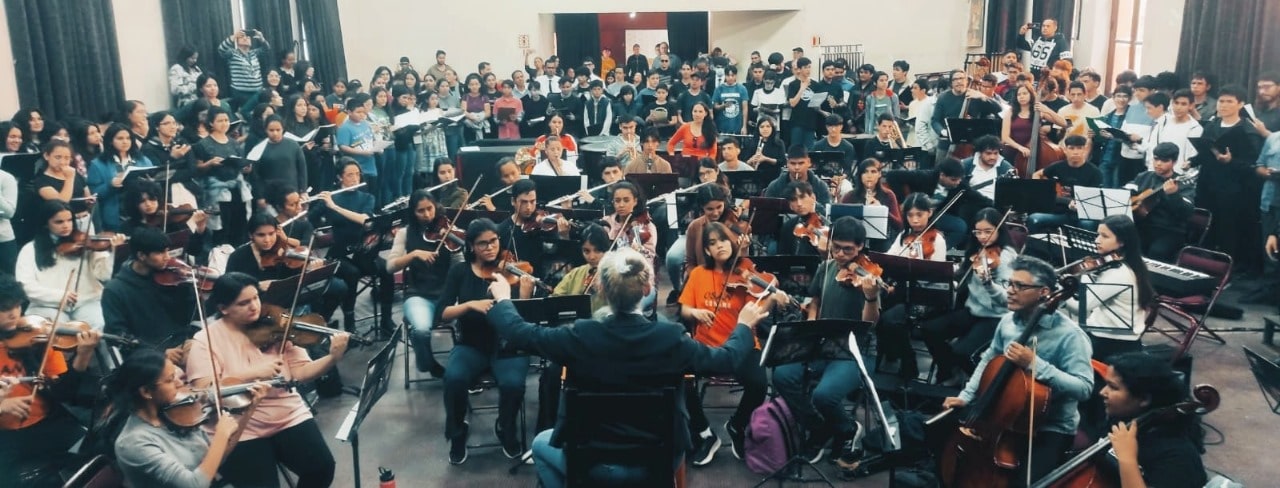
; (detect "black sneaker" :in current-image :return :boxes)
[803,429,832,464]
[834,422,865,470]
[690,431,721,467]
[496,418,522,459]
[428,361,446,379]
[724,421,745,460]
[449,421,469,465]
[666,289,681,305]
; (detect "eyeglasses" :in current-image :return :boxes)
[972,228,995,236]
[832,244,860,255]
[473,238,499,249]
[1004,280,1044,292]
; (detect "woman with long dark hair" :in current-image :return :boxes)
[194,74,233,115]
[168,46,203,107]
[841,158,902,240]
[385,190,459,377]
[194,106,251,245]
[68,118,103,174]
[12,108,49,153]
[1064,214,1154,359]
[15,200,123,329]
[88,123,155,231]
[184,272,345,486]
[667,101,719,160]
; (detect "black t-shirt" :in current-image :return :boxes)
[1043,97,1069,113]
[498,217,549,276]
[787,78,823,129]
[437,261,504,352]
[641,100,680,138]
[1042,160,1103,210]
[33,173,90,214]
[676,90,713,122]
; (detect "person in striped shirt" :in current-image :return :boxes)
[218,29,271,111]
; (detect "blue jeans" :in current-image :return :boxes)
[444,126,463,158]
[378,147,400,204]
[443,344,529,440]
[772,359,863,437]
[398,143,416,197]
[665,236,686,291]
[533,429,683,488]
[789,125,816,150]
[404,296,437,360]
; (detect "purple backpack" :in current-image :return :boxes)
[744,396,801,474]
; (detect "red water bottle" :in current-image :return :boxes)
[378,467,395,488]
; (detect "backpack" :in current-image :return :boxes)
[744,396,802,475]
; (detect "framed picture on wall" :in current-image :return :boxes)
[966,0,987,48]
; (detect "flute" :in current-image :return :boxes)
[303,182,367,202]
[465,184,514,210]
[547,182,614,206]
[645,180,714,205]
[423,179,457,193]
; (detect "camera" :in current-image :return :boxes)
[1027,22,1042,30]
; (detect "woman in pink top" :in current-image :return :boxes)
[666,101,719,160]
[185,272,350,487]
[492,80,524,140]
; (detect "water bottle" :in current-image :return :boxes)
[378,467,395,488]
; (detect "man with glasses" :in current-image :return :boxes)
[653,56,678,88]
[942,255,1094,484]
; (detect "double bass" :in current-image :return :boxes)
[1016,80,1066,178]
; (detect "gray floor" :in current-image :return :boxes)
[310,277,1279,487]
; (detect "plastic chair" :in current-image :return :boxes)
[1146,246,1231,362]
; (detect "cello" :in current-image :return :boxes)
[936,273,1080,488]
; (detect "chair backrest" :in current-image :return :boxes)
[1006,222,1029,254]
[1243,346,1280,415]
[1174,246,1232,292]
[61,454,122,488]
[563,381,679,488]
[1186,208,1212,246]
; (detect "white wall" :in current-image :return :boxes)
[114,0,171,110]
[1140,0,1184,75]
[339,0,966,87]
[0,1,22,117]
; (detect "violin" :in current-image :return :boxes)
[424,216,467,252]
[258,229,312,269]
[522,209,578,234]
[836,254,891,291]
[900,228,939,260]
[792,213,829,248]
[1056,252,1123,277]
[160,376,293,431]
[724,258,802,309]
[614,211,654,247]
[1030,385,1221,488]
[0,316,139,351]
[244,303,371,350]
[966,246,1003,284]
[492,250,554,293]
[56,231,125,257]
[143,204,219,228]
[153,258,221,290]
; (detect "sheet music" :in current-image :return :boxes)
[831,204,889,240]
[284,124,335,143]
[1071,281,1139,339]
[393,110,427,130]
[246,139,268,161]
[1073,186,1131,220]
[371,140,394,152]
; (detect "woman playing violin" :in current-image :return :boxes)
[678,221,784,466]
[386,190,459,377]
[439,218,534,464]
[778,181,828,256]
[16,200,123,329]
[922,208,1019,386]
[1093,352,1207,488]
[185,272,345,487]
[0,275,103,482]
[224,213,349,326]
[668,184,744,296]
[108,348,266,488]
[775,216,882,466]
[1061,215,1153,360]
[122,181,209,256]
[531,136,581,176]
[101,227,201,360]
[889,192,947,261]
[602,181,658,316]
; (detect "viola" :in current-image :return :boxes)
[244,303,371,350]
[55,231,125,257]
[0,316,139,351]
[153,258,221,290]
[836,254,891,291]
[1056,252,1123,277]
[900,228,939,260]
[161,376,293,431]
[792,213,829,248]
[424,217,467,252]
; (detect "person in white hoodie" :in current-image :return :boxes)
[15,200,122,329]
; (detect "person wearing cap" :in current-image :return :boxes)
[582,80,614,137]
[1123,142,1194,262]
[764,145,832,205]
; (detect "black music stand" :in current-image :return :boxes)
[750,255,821,298]
[530,175,586,204]
[944,118,1000,145]
[0,152,41,178]
[995,178,1058,215]
[882,148,925,170]
[452,209,513,228]
[726,171,765,201]
[754,319,874,488]
[747,197,790,238]
[626,173,680,201]
[333,336,397,488]
[866,252,955,373]
[259,262,338,312]
[810,150,847,179]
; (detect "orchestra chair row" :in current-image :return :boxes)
[1243,346,1280,416]
[1144,246,1232,363]
[562,378,683,488]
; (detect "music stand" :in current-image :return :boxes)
[626,173,680,201]
[0,152,41,178]
[944,118,999,145]
[867,251,955,312]
[334,337,397,488]
[882,148,924,170]
[259,262,338,310]
[1073,186,1131,220]
[725,171,765,201]
[809,150,846,179]
[754,319,876,488]
[750,255,821,298]
[831,204,891,240]
[746,197,790,238]
[995,179,1058,215]
[529,175,586,204]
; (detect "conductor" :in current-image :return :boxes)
[485,247,777,488]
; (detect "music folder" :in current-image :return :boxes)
[120,166,168,188]
[995,178,1058,214]
[830,203,891,240]
[285,124,336,143]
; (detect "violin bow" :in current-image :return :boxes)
[712,210,759,319]
[435,175,483,254]
[162,158,172,234]
[957,208,1015,285]
[29,273,77,400]
[189,271,223,413]
[583,212,635,292]
[278,234,318,362]
[895,189,965,257]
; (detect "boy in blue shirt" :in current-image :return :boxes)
[713,66,749,135]
[337,93,380,197]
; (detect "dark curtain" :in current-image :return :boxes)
[160,0,234,99]
[1033,0,1076,40]
[1176,0,1280,89]
[244,0,295,72]
[986,0,1026,53]
[666,12,709,64]
[5,0,125,121]
[297,0,348,87]
[553,14,601,69]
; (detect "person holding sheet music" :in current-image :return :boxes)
[194,107,252,246]
[386,190,459,378]
[16,200,123,330]
[679,221,784,465]
[1125,143,1195,262]
[1061,215,1153,360]
[142,111,202,200]
[1026,135,1104,234]
[185,272,344,487]
[1196,85,1265,275]
[440,218,536,464]
[773,216,881,465]
[251,116,308,193]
